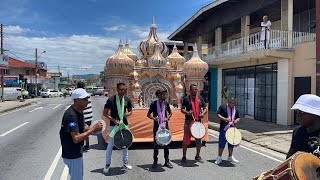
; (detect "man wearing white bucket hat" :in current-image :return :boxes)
[287,94,320,159]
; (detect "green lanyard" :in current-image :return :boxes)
[116,95,125,124]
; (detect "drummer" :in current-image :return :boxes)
[180,84,207,164]
[147,89,173,169]
[215,97,240,165]
[287,94,320,159]
[102,83,133,174]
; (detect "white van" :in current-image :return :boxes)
[0,87,22,101]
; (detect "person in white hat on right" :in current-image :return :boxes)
[286,94,320,159]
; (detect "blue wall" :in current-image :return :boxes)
[208,68,218,112]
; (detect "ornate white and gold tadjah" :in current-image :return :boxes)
[183,43,208,95]
[104,40,134,97]
[138,17,167,64]
[167,41,186,71]
[124,40,140,68]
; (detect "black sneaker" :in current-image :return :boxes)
[83,145,90,151]
[152,163,158,169]
[164,161,173,168]
[180,157,187,164]
[195,156,203,162]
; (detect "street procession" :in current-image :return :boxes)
[1,0,320,179]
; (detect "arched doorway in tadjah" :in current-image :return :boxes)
[140,77,172,108]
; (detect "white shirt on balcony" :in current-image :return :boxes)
[260,20,271,41]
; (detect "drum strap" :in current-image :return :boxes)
[157,100,166,130]
[224,105,236,132]
[190,96,199,121]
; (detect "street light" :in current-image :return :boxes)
[35,48,46,97]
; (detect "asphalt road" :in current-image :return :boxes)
[0,96,287,180]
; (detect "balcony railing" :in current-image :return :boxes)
[204,30,316,62]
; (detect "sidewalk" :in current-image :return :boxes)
[0,98,41,113]
[207,112,295,154]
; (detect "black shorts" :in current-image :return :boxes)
[85,121,92,126]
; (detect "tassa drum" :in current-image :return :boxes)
[156,129,172,146]
[190,121,206,139]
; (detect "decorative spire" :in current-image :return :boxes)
[194,43,198,52]
[151,16,156,29]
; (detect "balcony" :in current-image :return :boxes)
[203,30,316,64]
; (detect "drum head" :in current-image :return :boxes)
[293,152,320,179]
[114,129,133,149]
[190,122,206,139]
[225,127,242,145]
[156,129,172,146]
[90,120,106,136]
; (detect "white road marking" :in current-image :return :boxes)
[29,107,43,112]
[60,165,69,180]
[43,147,62,180]
[208,132,283,163]
[53,104,61,109]
[64,105,71,110]
[0,122,29,137]
[0,104,37,117]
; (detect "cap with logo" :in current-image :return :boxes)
[71,88,90,100]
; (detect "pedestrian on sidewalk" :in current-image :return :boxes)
[287,94,320,159]
[59,88,103,180]
[147,89,173,169]
[76,81,93,151]
[102,83,133,174]
[215,97,240,165]
[221,86,229,105]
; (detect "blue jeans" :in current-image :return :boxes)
[218,130,234,149]
[106,126,129,165]
[63,157,83,180]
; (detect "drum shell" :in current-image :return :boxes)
[225,127,242,146]
[155,129,172,146]
[113,129,133,149]
[190,122,206,139]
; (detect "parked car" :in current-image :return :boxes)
[41,89,60,98]
[0,87,22,101]
[92,87,104,96]
[65,88,74,96]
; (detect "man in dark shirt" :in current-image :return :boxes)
[60,88,103,180]
[180,84,207,164]
[287,94,320,159]
[103,83,133,174]
[147,89,173,169]
[215,97,240,165]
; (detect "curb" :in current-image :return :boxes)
[0,102,36,114]
[207,123,288,155]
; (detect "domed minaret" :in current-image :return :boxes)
[147,43,167,78]
[138,17,167,65]
[167,41,186,71]
[105,40,134,97]
[183,43,208,95]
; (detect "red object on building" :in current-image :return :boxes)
[8,57,34,68]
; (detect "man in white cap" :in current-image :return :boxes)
[287,94,320,159]
[60,88,103,180]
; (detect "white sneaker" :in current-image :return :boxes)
[103,164,110,174]
[227,155,239,163]
[123,163,133,170]
[215,156,222,165]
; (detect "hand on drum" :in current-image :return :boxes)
[234,119,240,124]
[113,119,120,126]
[92,120,103,132]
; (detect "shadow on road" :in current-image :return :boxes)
[171,159,200,167]
[90,167,126,176]
[207,160,236,167]
[137,164,166,172]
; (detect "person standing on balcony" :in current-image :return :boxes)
[221,86,229,105]
[260,15,272,49]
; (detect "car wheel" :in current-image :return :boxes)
[17,96,21,100]
[48,95,52,98]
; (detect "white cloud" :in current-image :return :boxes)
[104,25,127,32]
[5,25,31,35]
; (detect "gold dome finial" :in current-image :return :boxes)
[168,41,186,70]
[148,43,166,67]
[183,43,208,78]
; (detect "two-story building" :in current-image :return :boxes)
[169,0,316,125]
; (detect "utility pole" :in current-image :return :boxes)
[316,0,320,96]
[1,24,4,102]
[35,48,38,96]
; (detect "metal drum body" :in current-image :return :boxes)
[114,129,133,149]
[190,121,206,139]
[155,129,172,146]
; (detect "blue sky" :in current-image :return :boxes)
[1,0,212,75]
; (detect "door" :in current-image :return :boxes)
[294,77,311,124]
